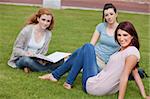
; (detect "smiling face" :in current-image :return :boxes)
[37,14,52,30]
[117,29,133,50]
[104,8,117,24]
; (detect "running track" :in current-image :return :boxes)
[0,0,149,13]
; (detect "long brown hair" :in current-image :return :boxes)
[115,21,140,68]
[26,8,54,30]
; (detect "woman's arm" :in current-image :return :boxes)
[90,31,100,45]
[13,30,28,56]
[118,55,138,99]
[132,68,149,99]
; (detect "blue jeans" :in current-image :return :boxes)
[16,56,64,72]
[52,43,100,92]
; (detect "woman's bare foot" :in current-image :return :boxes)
[38,73,58,82]
[63,82,72,89]
[23,67,31,73]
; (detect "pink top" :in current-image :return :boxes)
[86,46,140,96]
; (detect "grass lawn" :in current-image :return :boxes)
[0,4,149,99]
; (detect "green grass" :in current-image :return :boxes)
[0,4,149,99]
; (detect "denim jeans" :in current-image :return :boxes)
[52,43,100,92]
[16,56,64,72]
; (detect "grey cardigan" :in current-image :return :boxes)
[8,24,52,68]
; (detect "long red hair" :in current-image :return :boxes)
[26,8,55,30]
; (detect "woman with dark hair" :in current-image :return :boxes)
[39,21,149,98]
[90,3,119,69]
[8,8,63,73]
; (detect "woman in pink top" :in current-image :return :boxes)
[39,21,149,98]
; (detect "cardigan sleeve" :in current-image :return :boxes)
[13,25,31,57]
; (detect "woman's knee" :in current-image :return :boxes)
[84,43,93,47]
[17,56,33,66]
[83,43,94,50]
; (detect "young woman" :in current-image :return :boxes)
[91,3,120,69]
[8,8,63,73]
[39,21,149,99]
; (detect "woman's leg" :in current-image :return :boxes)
[65,43,100,87]
[52,47,82,80]
[81,44,100,92]
[65,44,87,85]
[46,59,64,72]
[16,56,51,72]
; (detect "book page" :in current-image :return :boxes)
[33,54,52,62]
[46,52,71,63]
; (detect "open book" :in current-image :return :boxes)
[33,52,71,63]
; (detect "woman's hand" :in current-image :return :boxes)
[25,51,34,56]
[37,60,47,65]
[132,68,148,99]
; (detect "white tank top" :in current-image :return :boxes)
[27,28,46,53]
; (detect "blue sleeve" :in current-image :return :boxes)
[95,23,105,35]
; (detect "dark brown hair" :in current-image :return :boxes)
[115,21,140,50]
[102,3,117,22]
